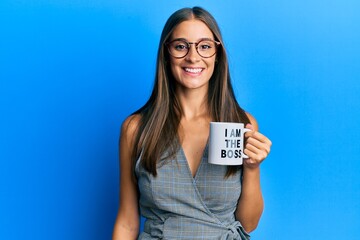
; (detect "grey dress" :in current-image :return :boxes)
[135,144,251,239]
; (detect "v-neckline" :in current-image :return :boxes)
[180,141,208,180]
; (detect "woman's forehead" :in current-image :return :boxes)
[171,19,214,41]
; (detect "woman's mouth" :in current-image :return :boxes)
[183,67,203,74]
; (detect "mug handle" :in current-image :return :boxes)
[242,128,252,159]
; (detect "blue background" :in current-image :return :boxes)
[1,0,359,239]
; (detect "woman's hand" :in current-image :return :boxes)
[243,123,272,169]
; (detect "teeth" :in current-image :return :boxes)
[185,68,202,73]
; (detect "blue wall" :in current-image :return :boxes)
[1,0,359,239]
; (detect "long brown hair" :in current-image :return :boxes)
[129,7,250,177]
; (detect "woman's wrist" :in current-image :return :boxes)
[242,165,260,179]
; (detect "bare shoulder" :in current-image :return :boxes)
[245,112,259,131]
[121,114,141,146]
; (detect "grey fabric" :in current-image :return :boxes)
[135,144,250,239]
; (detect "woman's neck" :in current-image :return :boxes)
[176,87,209,120]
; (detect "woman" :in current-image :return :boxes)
[113,7,272,240]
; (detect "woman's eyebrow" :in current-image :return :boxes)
[171,37,187,42]
[170,37,215,42]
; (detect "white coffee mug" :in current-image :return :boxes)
[208,122,251,165]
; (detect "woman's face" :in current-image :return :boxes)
[168,19,217,91]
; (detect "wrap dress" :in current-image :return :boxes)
[135,144,251,239]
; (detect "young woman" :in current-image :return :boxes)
[112,7,272,240]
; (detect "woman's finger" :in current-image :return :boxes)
[246,137,271,154]
[244,148,268,162]
[245,131,272,146]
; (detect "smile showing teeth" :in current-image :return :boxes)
[184,68,203,73]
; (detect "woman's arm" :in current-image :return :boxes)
[112,116,141,240]
[235,113,272,233]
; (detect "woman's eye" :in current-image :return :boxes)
[199,43,212,50]
[174,44,187,51]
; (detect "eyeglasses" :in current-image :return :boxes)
[166,38,221,58]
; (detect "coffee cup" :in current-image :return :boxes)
[208,122,251,165]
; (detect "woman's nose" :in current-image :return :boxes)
[185,44,201,62]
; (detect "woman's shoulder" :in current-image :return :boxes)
[122,114,141,129]
[245,112,259,131]
[120,114,142,144]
